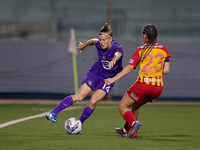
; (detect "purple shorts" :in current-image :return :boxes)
[81,69,114,95]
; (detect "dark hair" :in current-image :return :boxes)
[140,24,158,62]
[142,24,157,45]
[98,23,112,37]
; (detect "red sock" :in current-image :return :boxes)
[123,111,136,127]
[124,121,132,132]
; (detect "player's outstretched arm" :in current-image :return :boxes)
[76,38,98,53]
[105,65,135,85]
[108,52,122,69]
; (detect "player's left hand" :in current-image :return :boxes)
[108,60,116,69]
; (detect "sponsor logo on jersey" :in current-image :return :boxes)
[101,60,110,70]
[144,78,161,83]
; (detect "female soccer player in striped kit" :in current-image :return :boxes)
[105,24,170,138]
[46,23,124,131]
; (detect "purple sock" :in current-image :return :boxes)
[52,96,73,114]
[79,105,94,123]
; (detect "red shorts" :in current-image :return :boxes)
[127,81,163,103]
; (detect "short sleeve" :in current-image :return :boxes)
[128,48,141,68]
[163,46,171,61]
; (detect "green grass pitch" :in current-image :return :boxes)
[0,103,200,150]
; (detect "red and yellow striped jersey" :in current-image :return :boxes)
[128,43,170,87]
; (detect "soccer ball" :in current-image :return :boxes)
[64,117,82,134]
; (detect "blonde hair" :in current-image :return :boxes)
[98,23,112,37]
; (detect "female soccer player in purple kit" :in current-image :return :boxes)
[46,23,123,130]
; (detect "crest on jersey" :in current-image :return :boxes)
[102,55,106,60]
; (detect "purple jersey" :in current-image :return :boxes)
[90,40,123,78]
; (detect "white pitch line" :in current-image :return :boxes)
[0,106,82,129]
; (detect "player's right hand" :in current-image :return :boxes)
[76,41,85,52]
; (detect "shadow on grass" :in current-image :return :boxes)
[93,132,193,142]
[138,134,192,142]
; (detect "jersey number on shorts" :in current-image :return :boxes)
[103,84,111,93]
[141,53,164,72]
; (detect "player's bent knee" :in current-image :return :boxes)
[118,104,124,112]
[88,99,98,109]
[118,103,129,114]
[72,95,84,102]
[77,96,84,101]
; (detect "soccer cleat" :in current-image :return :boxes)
[130,121,142,138]
[46,112,57,123]
[115,128,128,137]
